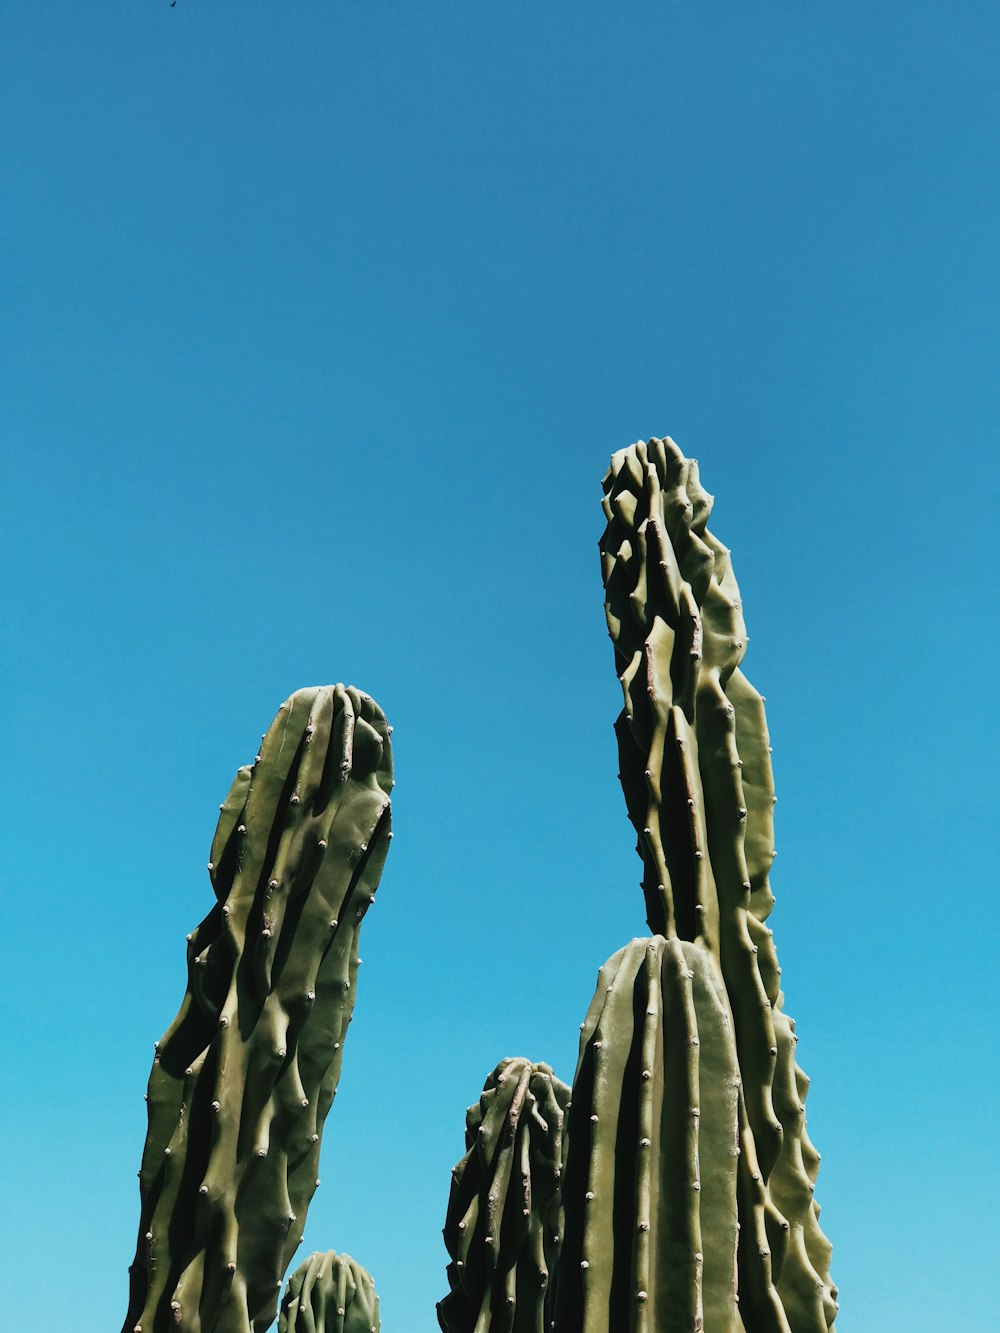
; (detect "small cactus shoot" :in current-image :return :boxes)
[439,1058,571,1333]
[278,1251,380,1333]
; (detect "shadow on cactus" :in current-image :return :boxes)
[122,439,835,1332]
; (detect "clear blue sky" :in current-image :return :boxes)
[1,3,996,1329]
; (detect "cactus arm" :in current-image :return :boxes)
[123,685,393,1333]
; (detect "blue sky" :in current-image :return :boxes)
[1,3,996,1329]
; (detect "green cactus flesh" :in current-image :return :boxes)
[278,1251,380,1333]
[554,936,740,1333]
[598,439,836,1329]
[122,685,393,1333]
[438,1058,571,1333]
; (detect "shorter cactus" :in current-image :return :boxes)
[439,1058,571,1333]
[278,1251,380,1333]
[555,937,740,1333]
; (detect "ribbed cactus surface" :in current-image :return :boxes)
[554,936,740,1333]
[122,685,393,1333]
[598,439,836,1330]
[278,1251,380,1333]
[439,1058,571,1333]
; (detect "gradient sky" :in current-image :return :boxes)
[2,4,997,1329]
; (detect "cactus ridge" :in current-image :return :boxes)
[278,1251,380,1333]
[554,936,740,1333]
[123,685,393,1333]
[438,1058,571,1333]
[599,440,836,1329]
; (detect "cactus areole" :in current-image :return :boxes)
[123,439,835,1333]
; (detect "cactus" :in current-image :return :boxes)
[597,437,836,1329]
[438,1059,571,1333]
[122,685,393,1333]
[118,437,836,1333]
[555,936,740,1332]
[278,1251,380,1333]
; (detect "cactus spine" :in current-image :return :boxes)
[439,1059,571,1333]
[123,685,393,1333]
[597,438,836,1329]
[278,1252,380,1333]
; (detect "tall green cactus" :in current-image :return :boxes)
[122,685,393,1333]
[597,438,836,1329]
[439,1059,571,1333]
[278,1251,380,1333]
